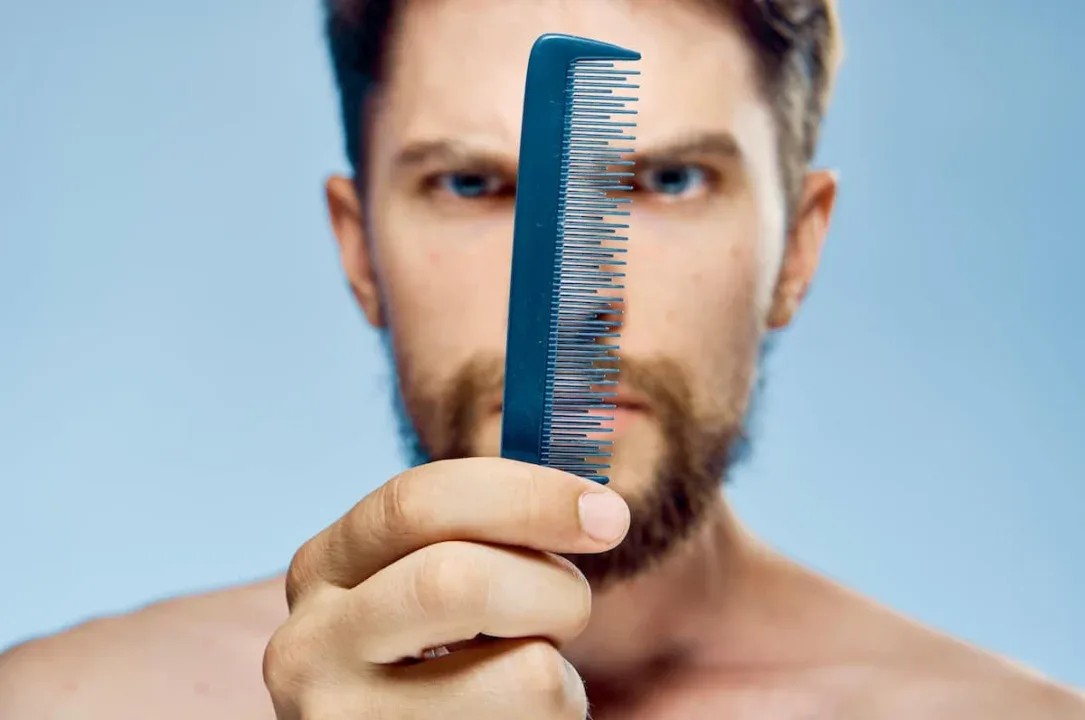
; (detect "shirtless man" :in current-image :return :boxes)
[1,0,1082,718]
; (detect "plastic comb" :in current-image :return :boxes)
[500,33,641,485]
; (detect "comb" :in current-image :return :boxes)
[500,34,641,485]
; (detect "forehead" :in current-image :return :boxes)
[372,0,770,159]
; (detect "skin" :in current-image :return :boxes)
[1,0,1083,718]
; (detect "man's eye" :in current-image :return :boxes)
[432,171,510,199]
[637,164,710,198]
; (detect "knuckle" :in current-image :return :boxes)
[284,541,319,609]
[379,470,429,534]
[512,462,578,538]
[554,555,593,636]
[262,600,337,693]
[414,542,489,617]
[512,641,574,700]
[262,624,306,698]
[569,586,593,638]
[507,642,588,716]
[518,465,547,526]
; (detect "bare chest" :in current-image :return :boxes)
[588,670,1037,720]
[588,672,859,720]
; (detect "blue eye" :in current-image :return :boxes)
[436,172,506,199]
[639,165,708,197]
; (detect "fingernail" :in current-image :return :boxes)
[578,491,630,544]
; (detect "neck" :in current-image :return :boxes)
[565,493,896,692]
[565,493,752,679]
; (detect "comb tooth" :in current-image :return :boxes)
[534,54,639,483]
[501,41,639,483]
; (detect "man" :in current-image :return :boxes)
[1,0,1082,718]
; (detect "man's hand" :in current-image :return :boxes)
[262,457,631,719]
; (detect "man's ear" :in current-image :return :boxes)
[326,175,385,328]
[767,169,838,330]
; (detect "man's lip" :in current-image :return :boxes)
[601,398,649,414]
[490,397,648,414]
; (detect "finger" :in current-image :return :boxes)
[343,541,590,664]
[288,457,629,603]
[379,638,588,720]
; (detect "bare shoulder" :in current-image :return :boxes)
[763,552,1085,719]
[0,576,287,720]
[863,626,1085,720]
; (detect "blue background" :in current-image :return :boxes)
[2,0,1082,685]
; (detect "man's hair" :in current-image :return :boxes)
[323,0,842,206]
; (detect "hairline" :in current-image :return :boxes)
[338,0,829,218]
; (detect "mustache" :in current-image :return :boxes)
[430,354,701,463]
[448,355,688,415]
[380,325,765,476]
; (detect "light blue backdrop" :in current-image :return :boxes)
[2,0,1082,686]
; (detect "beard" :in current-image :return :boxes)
[381,331,769,588]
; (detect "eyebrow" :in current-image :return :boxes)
[636,131,744,167]
[390,130,743,176]
[392,139,515,175]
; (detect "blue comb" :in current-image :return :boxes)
[500,34,641,485]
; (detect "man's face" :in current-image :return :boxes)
[328,0,835,585]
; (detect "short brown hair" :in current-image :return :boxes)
[324,0,842,206]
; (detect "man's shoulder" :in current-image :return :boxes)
[899,662,1084,719]
[775,561,1085,718]
[865,629,1085,719]
[0,576,286,720]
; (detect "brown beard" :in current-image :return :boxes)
[401,351,749,588]
[564,357,743,587]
